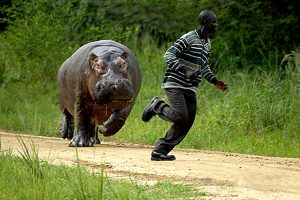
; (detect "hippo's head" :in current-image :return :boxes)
[89,50,135,105]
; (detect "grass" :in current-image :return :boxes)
[0,138,205,200]
[0,82,60,137]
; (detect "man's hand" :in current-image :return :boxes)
[188,71,199,81]
[215,80,228,91]
[186,70,201,81]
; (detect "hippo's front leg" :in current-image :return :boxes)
[100,106,131,136]
[69,111,95,147]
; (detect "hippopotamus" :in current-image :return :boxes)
[57,40,141,147]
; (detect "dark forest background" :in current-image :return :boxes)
[0,0,299,81]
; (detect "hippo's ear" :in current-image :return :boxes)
[121,51,128,59]
[89,53,98,61]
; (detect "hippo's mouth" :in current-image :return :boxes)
[108,97,134,105]
[95,94,133,104]
[110,97,133,102]
[95,97,133,110]
[94,79,135,105]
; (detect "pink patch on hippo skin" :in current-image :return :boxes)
[92,60,104,76]
[94,67,102,76]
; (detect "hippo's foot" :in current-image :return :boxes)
[69,135,94,147]
[59,115,74,140]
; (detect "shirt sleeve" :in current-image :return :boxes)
[201,63,218,84]
[164,36,190,71]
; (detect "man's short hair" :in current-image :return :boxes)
[198,10,216,25]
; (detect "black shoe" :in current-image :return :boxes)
[151,151,176,161]
[142,96,162,122]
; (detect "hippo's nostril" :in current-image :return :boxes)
[112,84,117,92]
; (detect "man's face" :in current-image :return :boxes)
[205,15,218,35]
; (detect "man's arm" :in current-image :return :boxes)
[198,64,228,91]
[164,36,189,71]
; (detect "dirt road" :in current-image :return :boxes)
[1,131,300,199]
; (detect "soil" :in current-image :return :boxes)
[1,131,300,200]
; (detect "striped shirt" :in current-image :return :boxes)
[162,30,217,92]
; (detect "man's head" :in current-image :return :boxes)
[198,10,218,35]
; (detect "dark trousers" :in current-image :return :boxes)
[153,88,197,154]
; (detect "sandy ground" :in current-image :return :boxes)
[1,131,300,200]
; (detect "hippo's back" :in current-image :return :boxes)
[58,40,141,84]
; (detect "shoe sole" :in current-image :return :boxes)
[151,157,176,161]
[141,108,154,122]
[142,96,161,122]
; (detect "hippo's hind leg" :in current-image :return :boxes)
[100,106,131,136]
[59,110,74,140]
[69,111,95,147]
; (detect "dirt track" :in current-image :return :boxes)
[1,131,300,200]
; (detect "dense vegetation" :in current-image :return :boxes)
[0,0,299,157]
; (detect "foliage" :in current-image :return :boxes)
[205,0,300,70]
[1,0,299,72]
[87,0,200,44]
[0,0,134,84]
[80,0,300,60]
[64,0,299,70]
[0,0,12,31]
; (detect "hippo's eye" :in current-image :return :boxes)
[118,58,128,75]
[92,61,105,76]
[118,59,126,66]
